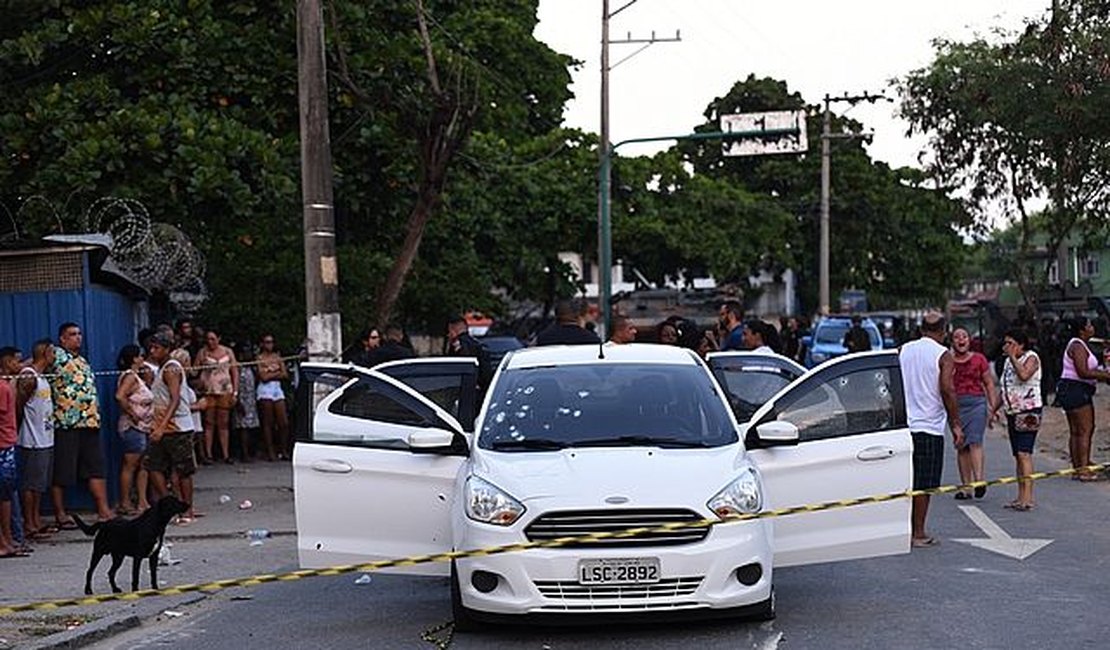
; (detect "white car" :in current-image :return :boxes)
[293,344,911,628]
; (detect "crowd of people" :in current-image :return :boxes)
[1,303,1107,558]
[506,299,1106,548]
[0,319,296,557]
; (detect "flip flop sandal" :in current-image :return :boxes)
[954,492,972,500]
[55,520,79,531]
[911,536,940,548]
[0,550,32,558]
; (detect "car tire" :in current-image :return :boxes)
[751,586,776,621]
[450,562,480,633]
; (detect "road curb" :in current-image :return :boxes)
[25,613,141,650]
[24,594,207,650]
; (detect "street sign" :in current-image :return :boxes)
[720,110,808,157]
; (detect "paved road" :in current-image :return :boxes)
[93,430,1110,649]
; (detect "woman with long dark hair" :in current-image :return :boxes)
[115,344,152,515]
[256,334,291,461]
[1055,317,1110,481]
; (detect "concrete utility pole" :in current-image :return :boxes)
[819,92,889,316]
[297,0,342,360]
[598,0,679,338]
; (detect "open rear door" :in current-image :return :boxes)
[293,362,471,575]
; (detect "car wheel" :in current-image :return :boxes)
[751,586,776,621]
[450,562,480,633]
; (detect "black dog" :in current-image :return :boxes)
[74,496,190,595]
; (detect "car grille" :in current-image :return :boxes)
[524,509,711,547]
[534,576,703,603]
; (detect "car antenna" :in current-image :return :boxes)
[598,337,605,360]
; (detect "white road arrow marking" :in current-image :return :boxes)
[952,505,1053,560]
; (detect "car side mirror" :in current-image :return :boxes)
[755,420,799,446]
[409,429,468,455]
[801,336,813,348]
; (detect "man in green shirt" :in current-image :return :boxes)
[50,322,113,526]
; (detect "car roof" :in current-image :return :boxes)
[503,343,700,370]
[819,316,878,326]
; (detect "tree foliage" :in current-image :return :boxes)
[672,75,970,309]
[898,0,1110,304]
[2,2,974,342]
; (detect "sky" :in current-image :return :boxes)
[534,0,1051,168]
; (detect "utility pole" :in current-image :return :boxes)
[297,0,341,360]
[598,0,679,338]
[819,92,889,316]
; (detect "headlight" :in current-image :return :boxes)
[707,468,763,519]
[810,351,827,363]
[465,476,525,526]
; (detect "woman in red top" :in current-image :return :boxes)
[951,328,1000,499]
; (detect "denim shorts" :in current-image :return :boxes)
[1055,379,1095,412]
[119,427,149,455]
[0,446,16,501]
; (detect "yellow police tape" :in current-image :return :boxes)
[1,461,1106,616]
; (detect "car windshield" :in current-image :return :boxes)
[478,363,738,451]
[816,323,850,344]
[816,323,881,346]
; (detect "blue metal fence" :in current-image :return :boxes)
[0,251,146,507]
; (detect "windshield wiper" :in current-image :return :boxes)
[489,438,568,451]
[572,435,713,449]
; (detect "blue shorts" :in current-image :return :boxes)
[0,446,16,502]
[119,428,148,455]
[1055,379,1095,412]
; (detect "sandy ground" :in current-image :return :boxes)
[1029,388,1110,469]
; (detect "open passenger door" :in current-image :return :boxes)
[745,351,911,567]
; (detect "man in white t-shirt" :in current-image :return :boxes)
[899,312,963,548]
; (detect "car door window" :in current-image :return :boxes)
[773,368,897,441]
[391,374,463,423]
[718,367,797,423]
[319,380,440,449]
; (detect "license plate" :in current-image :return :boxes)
[578,558,661,585]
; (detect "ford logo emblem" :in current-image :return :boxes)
[604,495,629,505]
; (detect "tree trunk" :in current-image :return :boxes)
[374,184,440,327]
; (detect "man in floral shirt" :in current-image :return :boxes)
[49,322,112,526]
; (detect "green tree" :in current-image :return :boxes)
[0,0,575,345]
[678,75,970,310]
[898,0,1110,306]
[324,0,573,327]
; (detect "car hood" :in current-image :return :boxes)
[470,445,749,513]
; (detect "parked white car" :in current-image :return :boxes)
[293,344,910,628]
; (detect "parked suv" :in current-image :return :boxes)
[802,316,883,368]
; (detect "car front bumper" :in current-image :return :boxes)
[455,517,773,617]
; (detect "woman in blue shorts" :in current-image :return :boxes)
[115,345,153,515]
[1055,317,1110,481]
[998,329,1042,510]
